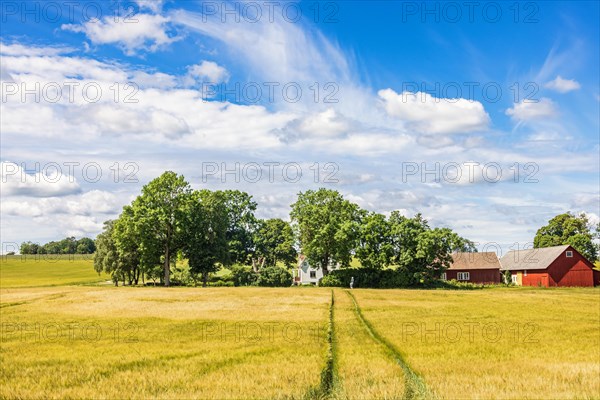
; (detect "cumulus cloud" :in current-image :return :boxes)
[378,89,490,134]
[274,108,352,143]
[2,190,118,217]
[185,61,229,86]
[544,76,581,93]
[75,104,192,138]
[1,162,81,197]
[62,14,178,55]
[505,98,558,121]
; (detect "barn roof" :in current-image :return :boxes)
[499,245,570,271]
[449,252,501,270]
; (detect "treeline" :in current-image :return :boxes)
[94,171,474,287]
[20,237,96,255]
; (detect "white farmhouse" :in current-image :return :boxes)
[294,255,339,285]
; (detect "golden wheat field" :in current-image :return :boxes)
[1,256,599,399]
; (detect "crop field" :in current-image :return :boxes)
[0,255,108,288]
[1,257,599,399]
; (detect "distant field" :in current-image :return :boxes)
[1,258,599,399]
[0,255,108,288]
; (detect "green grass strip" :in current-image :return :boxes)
[345,290,434,400]
[305,290,338,400]
[320,290,337,396]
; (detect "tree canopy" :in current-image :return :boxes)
[534,212,599,262]
[290,188,361,275]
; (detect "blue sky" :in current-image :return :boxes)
[1,0,599,254]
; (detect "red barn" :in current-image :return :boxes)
[500,245,597,287]
[445,252,501,284]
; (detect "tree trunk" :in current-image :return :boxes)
[202,272,208,287]
[321,255,330,276]
[164,245,170,287]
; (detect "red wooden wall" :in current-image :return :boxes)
[446,269,501,284]
[521,247,595,287]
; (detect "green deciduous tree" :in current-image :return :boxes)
[131,171,192,286]
[183,190,229,286]
[93,220,123,285]
[19,241,41,255]
[219,190,258,266]
[253,218,297,269]
[76,237,96,254]
[534,212,598,262]
[355,212,394,269]
[113,206,143,285]
[389,212,473,284]
[290,189,361,275]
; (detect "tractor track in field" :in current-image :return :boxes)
[345,290,434,400]
[303,290,338,400]
[317,290,338,398]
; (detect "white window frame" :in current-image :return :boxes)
[457,272,470,281]
[511,274,518,284]
[566,251,573,258]
[440,272,447,281]
[309,271,317,279]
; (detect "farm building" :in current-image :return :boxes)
[500,245,597,287]
[444,252,502,283]
[294,255,339,285]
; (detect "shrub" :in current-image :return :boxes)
[230,265,257,286]
[320,274,343,287]
[255,266,292,287]
[436,279,485,290]
[208,280,234,287]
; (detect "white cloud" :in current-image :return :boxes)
[0,42,74,57]
[185,61,229,85]
[171,9,350,86]
[134,0,165,13]
[584,212,599,229]
[62,14,177,55]
[275,108,352,142]
[378,89,490,134]
[1,162,81,197]
[2,190,118,217]
[505,98,558,121]
[544,75,581,93]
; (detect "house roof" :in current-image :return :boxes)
[449,252,501,270]
[499,245,570,271]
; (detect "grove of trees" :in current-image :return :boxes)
[94,172,297,286]
[20,237,96,255]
